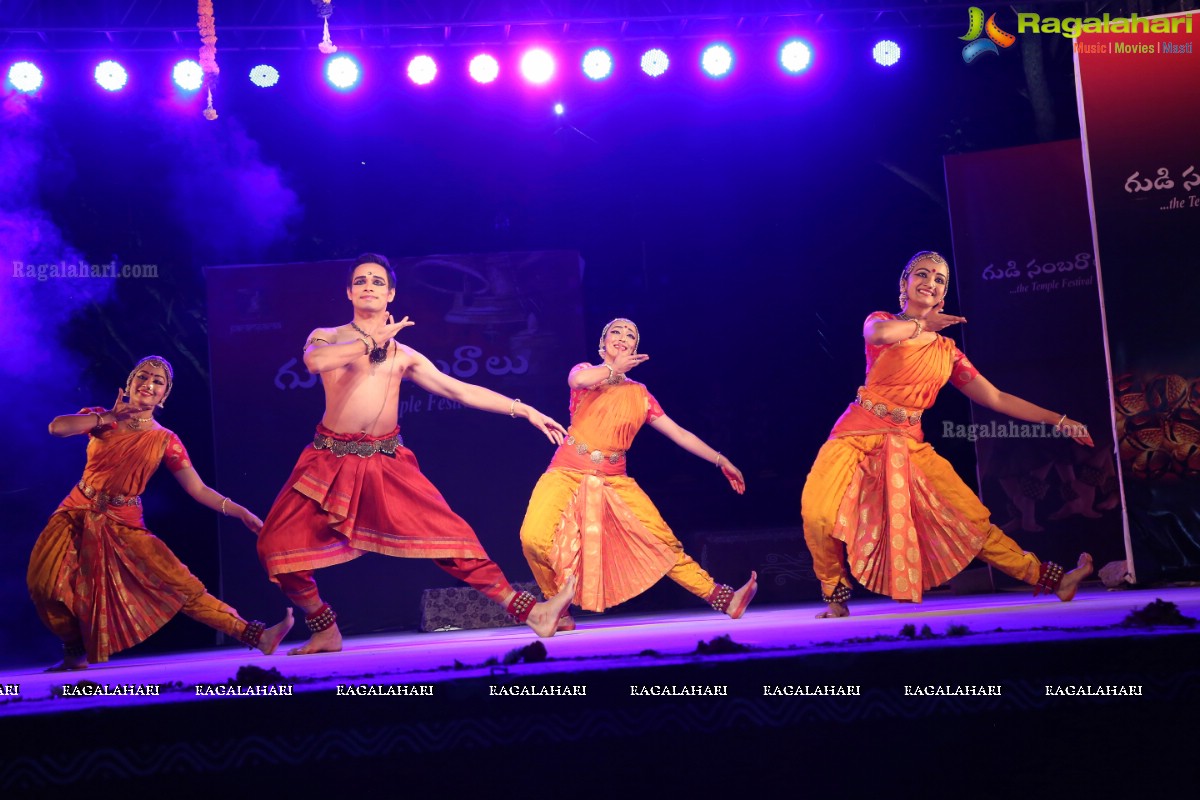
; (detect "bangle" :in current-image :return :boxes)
[1054,413,1067,431]
[95,412,104,428]
[909,319,924,339]
[220,496,230,516]
[715,453,723,469]
[509,398,521,418]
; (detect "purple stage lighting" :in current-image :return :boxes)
[520,49,556,84]
[469,54,500,84]
[701,44,734,78]
[325,55,360,90]
[94,61,127,91]
[249,64,280,87]
[872,40,902,67]
[780,40,813,73]
[172,59,203,91]
[6,61,43,93]
[407,55,437,85]
[582,48,613,80]
[640,49,669,78]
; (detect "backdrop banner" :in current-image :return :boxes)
[945,139,1126,576]
[1075,13,1200,582]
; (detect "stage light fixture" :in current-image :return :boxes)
[554,102,565,115]
[249,64,280,87]
[872,40,902,67]
[6,61,43,93]
[94,61,127,91]
[408,55,437,85]
[780,40,813,73]
[172,59,203,91]
[640,49,669,78]
[325,55,361,90]
[701,44,734,78]
[582,48,613,80]
[520,48,556,84]
[469,54,500,84]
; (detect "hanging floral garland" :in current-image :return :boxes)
[315,1,337,54]
[198,0,219,120]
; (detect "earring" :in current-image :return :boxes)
[898,292,906,311]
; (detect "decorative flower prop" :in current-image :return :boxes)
[198,0,219,119]
[315,1,337,54]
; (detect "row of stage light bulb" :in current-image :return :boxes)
[4,40,905,94]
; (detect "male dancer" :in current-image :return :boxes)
[257,254,576,654]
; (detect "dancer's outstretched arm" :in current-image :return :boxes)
[649,414,745,494]
[403,347,566,444]
[958,373,1093,446]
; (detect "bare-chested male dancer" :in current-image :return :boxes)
[256,253,576,654]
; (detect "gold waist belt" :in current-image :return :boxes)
[564,434,626,465]
[78,480,142,511]
[313,432,403,458]
[855,388,923,426]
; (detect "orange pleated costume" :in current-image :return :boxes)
[520,367,716,612]
[801,314,1043,602]
[27,410,250,662]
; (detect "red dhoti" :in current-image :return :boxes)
[256,425,514,607]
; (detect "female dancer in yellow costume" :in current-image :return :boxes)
[801,252,1094,618]
[520,319,757,629]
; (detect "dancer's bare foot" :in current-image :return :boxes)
[556,614,576,632]
[526,575,578,638]
[287,622,342,655]
[725,571,758,619]
[1056,553,1094,601]
[45,654,89,672]
[815,602,849,619]
[258,609,295,655]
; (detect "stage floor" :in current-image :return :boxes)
[3,585,1198,718]
[4,586,1200,795]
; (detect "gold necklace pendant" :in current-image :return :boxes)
[128,415,154,429]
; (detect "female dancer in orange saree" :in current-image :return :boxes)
[802,252,1094,618]
[520,319,757,629]
[27,356,292,669]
